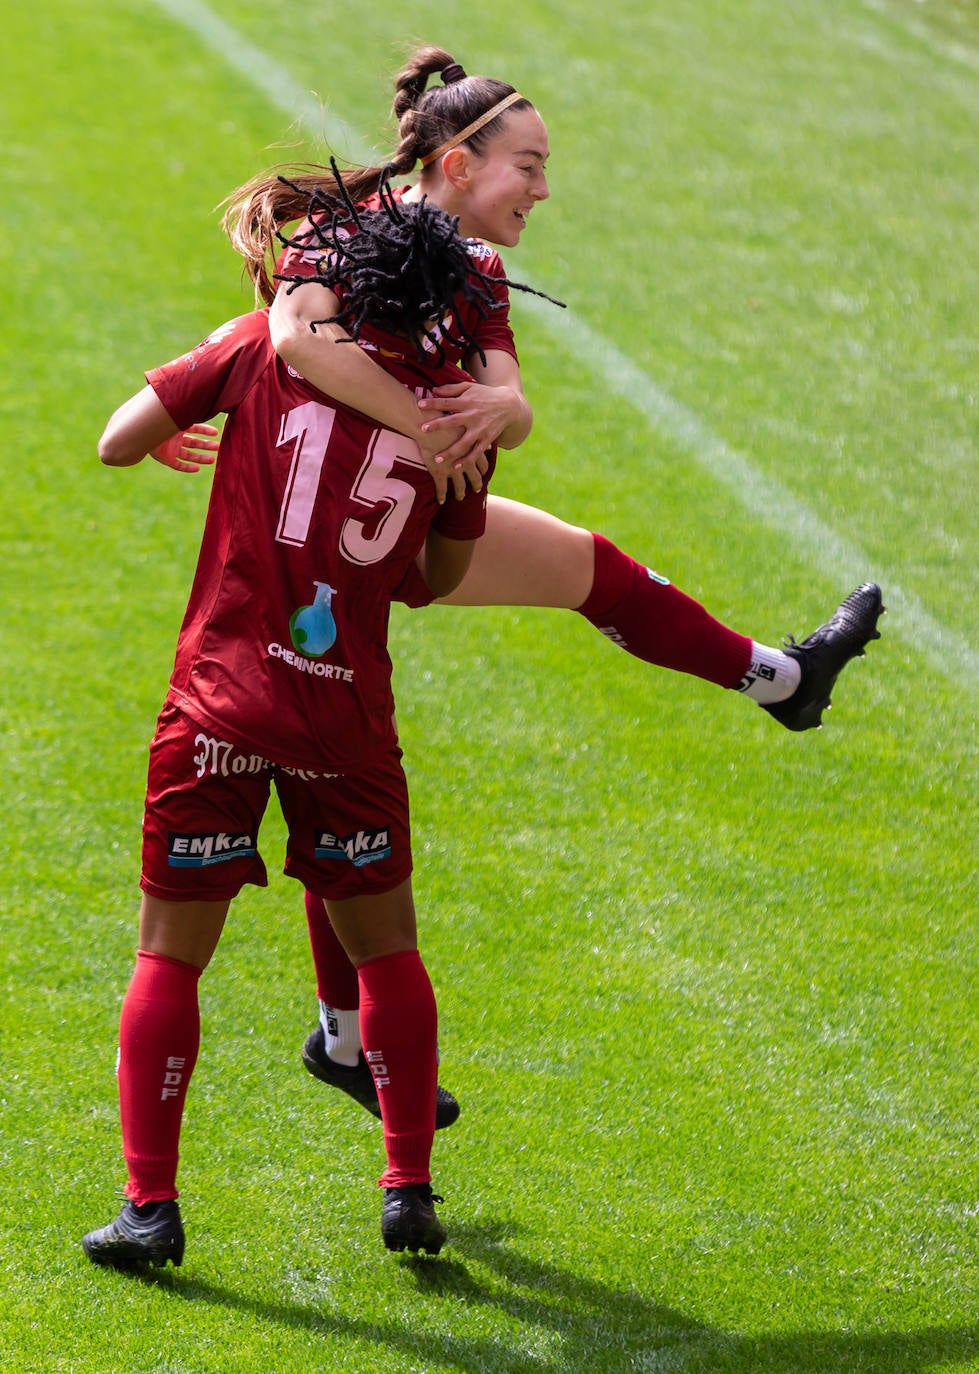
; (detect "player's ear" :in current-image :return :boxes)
[440,146,472,191]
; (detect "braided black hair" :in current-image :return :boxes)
[274,160,563,367]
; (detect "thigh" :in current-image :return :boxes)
[274,747,412,901]
[437,495,595,609]
[325,877,417,966]
[138,892,231,970]
[140,701,272,902]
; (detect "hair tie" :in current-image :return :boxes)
[420,91,524,168]
[440,62,466,84]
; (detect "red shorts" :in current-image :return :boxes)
[140,702,412,902]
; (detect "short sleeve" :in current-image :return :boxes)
[274,217,328,283]
[462,248,518,363]
[147,313,273,429]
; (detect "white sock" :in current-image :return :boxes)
[736,641,802,704]
[318,1001,361,1067]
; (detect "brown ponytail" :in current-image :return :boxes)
[221,45,533,304]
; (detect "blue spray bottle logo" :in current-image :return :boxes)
[289,581,338,657]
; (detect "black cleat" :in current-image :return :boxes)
[82,1199,184,1270]
[381,1184,446,1255]
[763,582,884,731]
[302,1026,460,1130]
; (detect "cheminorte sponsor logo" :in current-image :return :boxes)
[268,643,354,681]
[315,827,392,867]
[168,831,256,867]
[290,581,337,656]
[270,581,354,681]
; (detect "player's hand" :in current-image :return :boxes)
[417,383,506,501]
[415,419,488,503]
[150,424,220,473]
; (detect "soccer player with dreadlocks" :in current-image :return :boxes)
[216,46,884,1129]
[80,188,534,1270]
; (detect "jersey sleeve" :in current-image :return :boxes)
[465,248,518,363]
[274,216,329,283]
[146,313,274,429]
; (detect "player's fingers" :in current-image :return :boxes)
[420,409,465,427]
[444,452,483,494]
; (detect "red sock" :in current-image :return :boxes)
[358,950,437,1188]
[304,890,360,1009]
[117,950,201,1205]
[577,534,752,688]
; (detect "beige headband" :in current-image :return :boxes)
[419,91,525,168]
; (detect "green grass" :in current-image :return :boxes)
[1,0,976,1370]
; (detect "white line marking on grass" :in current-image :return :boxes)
[149,0,362,149]
[520,301,979,689]
[149,0,977,692]
[857,0,979,78]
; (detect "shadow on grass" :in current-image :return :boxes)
[129,1218,977,1373]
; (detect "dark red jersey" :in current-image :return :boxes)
[275,185,518,368]
[147,309,491,773]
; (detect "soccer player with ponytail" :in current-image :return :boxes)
[217,46,883,1125]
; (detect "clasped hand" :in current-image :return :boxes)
[149,380,510,501]
[417,381,510,502]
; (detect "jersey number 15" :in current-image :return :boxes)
[274,400,424,566]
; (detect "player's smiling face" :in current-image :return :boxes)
[452,107,551,248]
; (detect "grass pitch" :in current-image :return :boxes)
[1,1,976,1370]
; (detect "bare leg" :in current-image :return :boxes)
[436,495,594,608]
[137,893,231,969]
[432,499,752,687]
[324,878,417,967]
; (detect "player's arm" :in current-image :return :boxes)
[270,286,426,444]
[98,385,218,472]
[418,347,533,453]
[270,284,475,503]
[418,531,477,600]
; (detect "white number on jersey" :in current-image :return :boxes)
[275,401,336,547]
[275,402,425,565]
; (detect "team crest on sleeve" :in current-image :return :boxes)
[183,317,242,371]
[205,319,240,346]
